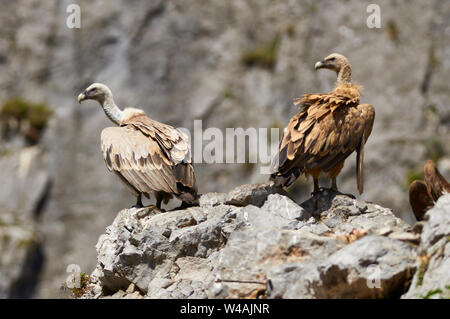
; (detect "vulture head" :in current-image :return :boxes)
[314,53,352,83]
[78,83,112,105]
[314,53,348,71]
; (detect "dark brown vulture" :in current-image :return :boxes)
[270,53,375,195]
[409,160,449,220]
[78,83,198,209]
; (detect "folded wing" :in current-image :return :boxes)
[272,87,374,193]
[101,116,197,199]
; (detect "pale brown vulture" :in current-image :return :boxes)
[77,83,198,209]
[270,53,375,195]
[409,160,449,220]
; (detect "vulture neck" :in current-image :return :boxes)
[337,64,352,85]
[102,95,124,125]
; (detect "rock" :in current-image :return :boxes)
[311,235,417,298]
[267,235,417,299]
[402,194,450,299]
[224,182,283,207]
[199,182,286,208]
[420,194,450,249]
[261,193,310,222]
[199,192,228,207]
[0,145,48,298]
[0,213,43,298]
[0,145,51,221]
[83,185,432,299]
[93,204,241,296]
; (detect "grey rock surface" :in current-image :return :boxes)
[402,194,450,299]
[0,213,43,299]
[0,144,48,298]
[81,184,445,299]
[0,145,51,221]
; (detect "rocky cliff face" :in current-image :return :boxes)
[1,0,450,298]
[0,142,49,298]
[79,184,449,299]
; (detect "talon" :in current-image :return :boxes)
[179,201,192,209]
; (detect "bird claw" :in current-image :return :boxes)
[176,202,193,210]
[342,193,356,199]
[311,187,327,197]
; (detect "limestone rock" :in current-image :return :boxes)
[0,213,43,298]
[84,185,428,299]
[402,194,450,299]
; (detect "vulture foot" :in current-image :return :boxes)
[172,201,195,211]
[133,194,144,208]
[334,190,356,199]
[311,187,355,199]
[310,187,328,197]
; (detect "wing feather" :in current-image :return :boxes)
[101,122,196,198]
[272,84,374,192]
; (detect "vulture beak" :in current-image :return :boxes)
[314,60,326,70]
[77,91,87,104]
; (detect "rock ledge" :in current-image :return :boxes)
[81,184,450,299]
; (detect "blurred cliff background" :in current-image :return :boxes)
[0,0,449,298]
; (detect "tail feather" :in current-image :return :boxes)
[356,141,364,195]
[174,163,198,205]
[270,168,302,188]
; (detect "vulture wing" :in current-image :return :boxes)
[101,116,197,199]
[424,160,449,202]
[409,180,433,221]
[127,114,197,195]
[273,86,374,194]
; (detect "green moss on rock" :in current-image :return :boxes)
[241,36,280,70]
[0,98,53,143]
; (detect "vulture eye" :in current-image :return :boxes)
[328,57,336,62]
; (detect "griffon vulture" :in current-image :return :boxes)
[409,160,449,220]
[270,53,375,195]
[77,83,198,209]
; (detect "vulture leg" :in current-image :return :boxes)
[331,179,355,199]
[331,177,338,191]
[312,178,320,196]
[409,180,434,221]
[133,194,143,208]
[329,162,344,192]
[155,192,164,210]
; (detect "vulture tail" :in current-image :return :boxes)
[356,141,364,195]
[270,168,302,188]
[174,163,199,205]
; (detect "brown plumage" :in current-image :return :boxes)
[409,160,449,220]
[270,53,375,195]
[423,160,450,201]
[78,83,198,209]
